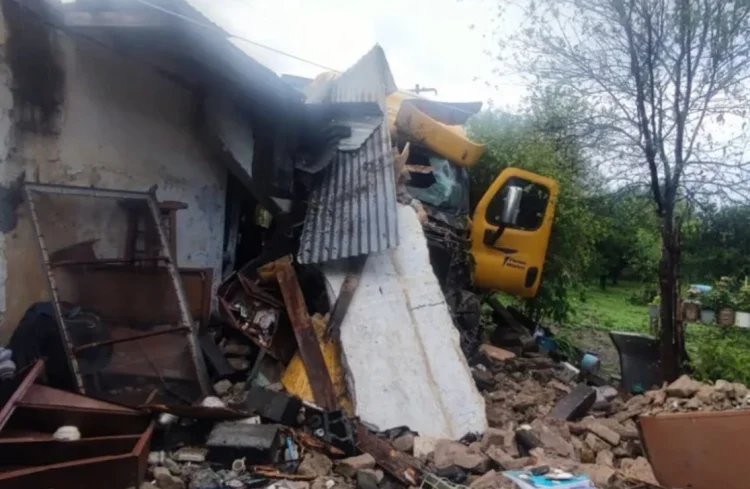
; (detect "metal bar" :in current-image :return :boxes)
[0,361,45,431]
[24,185,86,393]
[24,182,152,200]
[73,326,189,353]
[50,258,169,269]
[275,261,338,411]
[145,192,211,396]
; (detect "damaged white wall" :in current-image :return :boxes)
[324,205,488,440]
[0,10,226,341]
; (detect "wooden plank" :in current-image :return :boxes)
[276,261,338,411]
[355,423,424,486]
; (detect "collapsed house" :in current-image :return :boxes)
[0,0,489,483]
[0,2,726,489]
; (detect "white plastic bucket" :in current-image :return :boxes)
[736,311,750,328]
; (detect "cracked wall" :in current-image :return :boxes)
[0,5,227,340]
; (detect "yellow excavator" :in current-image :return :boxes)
[387,92,559,350]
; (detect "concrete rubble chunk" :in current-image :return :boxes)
[356,470,379,489]
[579,464,616,487]
[694,384,718,404]
[624,395,651,411]
[548,380,572,394]
[715,379,732,394]
[593,385,618,410]
[172,447,207,463]
[413,436,441,460]
[620,457,659,486]
[393,433,415,453]
[299,452,334,478]
[486,403,513,427]
[733,382,748,399]
[469,470,514,489]
[486,446,532,470]
[598,418,639,440]
[481,427,519,457]
[685,397,702,409]
[205,422,281,465]
[586,422,621,446]
[665,375,702,398]
[550,384,596,421]
[583,433,609,454]
[644,389,667,406]
[154,466,185,489]
[335,453,376,478]
[529,420,575,458]
[595,449,614,468]
[479,344,516,363]
[433,440,490,472]
[357,469,384,484]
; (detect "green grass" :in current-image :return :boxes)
[568,282,652,333]
[556,281,750,383]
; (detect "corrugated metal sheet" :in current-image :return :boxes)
[298,46,399,264]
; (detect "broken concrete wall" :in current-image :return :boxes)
[324,204,487,439]
[0,4,227,340]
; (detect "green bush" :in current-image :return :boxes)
[689,326,750,385]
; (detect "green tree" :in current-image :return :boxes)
[590,190,661,288]
[683,205,750,283]
[468,101,600,323]
[496,0,750,380]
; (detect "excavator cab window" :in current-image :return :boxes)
[485,177,550,231]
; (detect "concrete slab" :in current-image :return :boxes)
[323,205,487,439]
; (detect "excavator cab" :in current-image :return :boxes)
[388,93,558,298]
[470,168,558,297]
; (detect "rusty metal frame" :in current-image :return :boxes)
[0,359,153,488]
[23,182,211,398]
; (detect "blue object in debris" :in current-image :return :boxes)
[580,353,601,374]
[503,470,595,489]
[691,284,712,293]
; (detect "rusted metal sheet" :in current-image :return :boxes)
[0,422,153,489]
[354,422,424,486]
[58,266,213,327]
[0,361,45,431]
[20,384,136,413]
[640,410,750,489]
[298,46,399,264]
[24,183,211,406]
[0,359,153,489]
[276,260,338,411]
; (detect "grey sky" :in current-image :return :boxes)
[188,0,526,107]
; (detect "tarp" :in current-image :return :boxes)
[323,205,487,439]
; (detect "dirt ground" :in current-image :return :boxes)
[568,328,622,376]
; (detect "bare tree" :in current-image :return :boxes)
[496,0,750,379]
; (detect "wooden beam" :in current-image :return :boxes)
[276,260,338,411]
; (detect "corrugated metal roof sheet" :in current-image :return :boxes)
[298,46,399,264]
